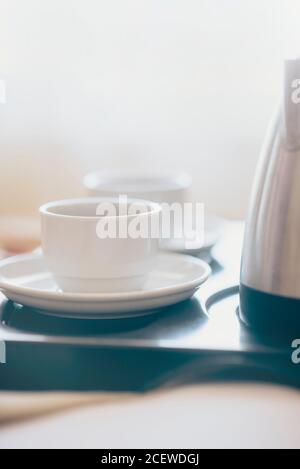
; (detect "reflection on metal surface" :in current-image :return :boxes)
[0,284,291,357]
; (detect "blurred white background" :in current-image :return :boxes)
[0,0,297,218]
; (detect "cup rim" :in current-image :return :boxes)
[83,170,191,194]
[39,197,161,220]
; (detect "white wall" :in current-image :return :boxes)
[0,0,292,218]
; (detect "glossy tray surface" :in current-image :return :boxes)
[0,223,298,391]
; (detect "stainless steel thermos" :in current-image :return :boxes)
[240,59,300,334]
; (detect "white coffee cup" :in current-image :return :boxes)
[83,170,191,243]
[40,198,161,293]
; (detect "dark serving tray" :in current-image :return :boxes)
[0,222,299,391]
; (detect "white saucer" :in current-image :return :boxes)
[163,215,224,255]
[0,252,211,319]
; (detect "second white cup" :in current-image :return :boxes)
[83,170,191,244]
